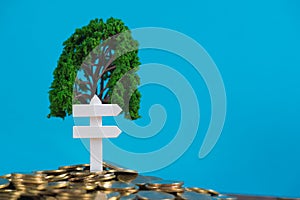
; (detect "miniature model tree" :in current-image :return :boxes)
[48,17,141,120]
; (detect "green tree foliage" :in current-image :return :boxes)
[48,17,141,120]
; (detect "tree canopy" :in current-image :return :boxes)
[48,17,141,120]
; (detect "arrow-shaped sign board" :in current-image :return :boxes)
[72,104,122,117]
[73,126,122,138]
[72,95,123,172]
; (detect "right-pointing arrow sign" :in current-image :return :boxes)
[73,126,122,138]
[72,104,122,117]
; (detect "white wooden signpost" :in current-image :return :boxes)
[72,95,122,172]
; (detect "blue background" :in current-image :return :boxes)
[1,0,300,198]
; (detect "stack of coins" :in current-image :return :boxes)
[136,190,175,200]
[0,189,25,200]
[178,191,212,200]
[53,189,95,200]
[0,178,17,199]
[104,162,138,183]
[35,170,69,182]
[131,176,162,190]
[185,187,220,196]
[0,162,238,200]
[99,181,139,196]
[11,173,47,191]
[145,180,184,193]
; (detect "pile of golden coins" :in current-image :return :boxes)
[0,162,237,200]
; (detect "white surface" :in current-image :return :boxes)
[90,138,102,172]
[72,95,122,172]
[72,104,122,117]
[73,126,122,138]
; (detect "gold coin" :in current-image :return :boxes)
[58,165,85,171]
[178,191,212,200]
[96,173,116,181]
[152,187,184,193]
[69,182,97,191]
[49,188,86,194]
[147,180,184,188]
[121,185,139,196]
[44,197,57,200]
[137,190,175,200]
[35,169,67,175]
[131,175,163,187]
[58,164,90,173]
[83,177,99,184]
[84,184,97,191]
[0,189,14,193]
[0,178,10,189]
[45,175,55,180]
[50,174,71,182]
[56,192,95,200]
[120,193,137,200]
[108,168,137,174]
[99,181,136,191]
[146,184,184,193]
[26,189,52,196]
[48,181,69,189]
[105,191,121,200]
[117,173,138,182]
[185,187,210,194]
[11,172,45,178]
[69,171,91,177]
[29,183,49,189]
[103,161,121,170]
[0,174,11,180]
[104,161,138,173]
[15,178,47,184]
[206,188,219,196]
[68,176,85,182]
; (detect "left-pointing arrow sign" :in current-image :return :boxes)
[73,126,122,138]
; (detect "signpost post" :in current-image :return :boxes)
[72,95,122,172]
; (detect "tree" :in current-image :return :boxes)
[48,17,141,120]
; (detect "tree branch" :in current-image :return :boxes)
[105,64,116,72]
[78,80,92,91]
[91,46,110,89]
[99,77,104,99]
[81,70,92,94]
[102,94,110,104]
[98,54,116,79]
[82,64,93,77]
